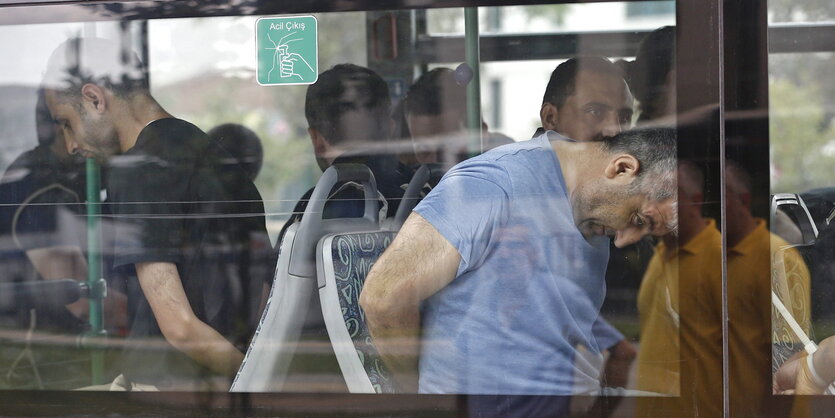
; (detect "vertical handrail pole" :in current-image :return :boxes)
[464,7,483,156]
[85,158,104,384]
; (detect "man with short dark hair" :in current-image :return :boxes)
[305,64,392,169]
[361,127,677,396]
[537,56,634,141]
[284,64,411,226]
[42,37,270,390]
[627,26,676,123]
[402,67,512,167]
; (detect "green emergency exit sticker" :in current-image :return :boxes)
[256,16,318,86]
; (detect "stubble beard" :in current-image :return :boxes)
[573,179,628,239]
[80,110,121,162]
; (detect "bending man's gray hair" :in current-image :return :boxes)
[602,126,678,203]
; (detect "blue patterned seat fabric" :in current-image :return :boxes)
[330,231,398,393]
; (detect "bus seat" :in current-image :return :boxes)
[317,230,398,393]
[231,164,380,392]
[392,163,446,229]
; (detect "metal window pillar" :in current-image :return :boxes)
[84,159,105,385]
[464,7,482,155]
[80,22,106,386]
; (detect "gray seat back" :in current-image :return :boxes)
[232,164,379,392]
[770,193,818,372]
[317,230,398,393]
[392,163,446,229]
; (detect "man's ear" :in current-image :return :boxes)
[604,154,640,183]
[540,102,559,131]
[308,127,329,157]
[80,84,107,114]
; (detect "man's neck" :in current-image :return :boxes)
[551,139,602,196]
[114,93,173,152]
[727,215,758,248]
[662,217,708,252]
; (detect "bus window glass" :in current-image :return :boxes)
[0,3,762,418]
[768,0,835,399]
[427,1,674,35]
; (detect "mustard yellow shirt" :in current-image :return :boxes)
[636,219,723,394]
[635,219,811,417]
[725,219,811,416]
[635,219,724,417]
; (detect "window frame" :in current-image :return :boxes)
[0,0,832,415]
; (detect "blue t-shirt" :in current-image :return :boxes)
[413,132,610,395]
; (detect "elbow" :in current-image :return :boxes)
[359,285,388,324]
[360,282,408,329]
[610,340,638,362]
[158,314,197,350]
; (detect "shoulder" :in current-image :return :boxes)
[134,118,209,155]
[6,148,40,170]
[770,232,808,268]
[702,227,725,266]
[143,118,204,136]
[444,138,549,186]
[3,147,53,178]
[1,147,64,201]
[116,119,210,174]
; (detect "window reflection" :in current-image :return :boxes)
[0,5,741,416]
[767,0,835,401]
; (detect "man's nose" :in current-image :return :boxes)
[65,139,78,155]
[601,114,623,138]
[613,227,644,248]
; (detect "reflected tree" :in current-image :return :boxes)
[769,0,835,22]
[151,11,368,222]
[769,78,835,193]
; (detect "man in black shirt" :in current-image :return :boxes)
[42,37,270,390]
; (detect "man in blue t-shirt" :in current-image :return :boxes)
[361,127,677,395]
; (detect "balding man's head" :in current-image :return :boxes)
[540,56,634,141]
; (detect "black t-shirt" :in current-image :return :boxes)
[107,118,272,387]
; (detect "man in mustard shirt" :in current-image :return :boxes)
[635,161,723,417]
[724,162,811,416]
[635,161,811,417]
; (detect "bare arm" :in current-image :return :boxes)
[27,246,128,330]
[27,246,89,317]
[600,339,637,389]
[135,261,243,377]
[586,339,637,418]
[774,336,835,395]
[360,212,460,392]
